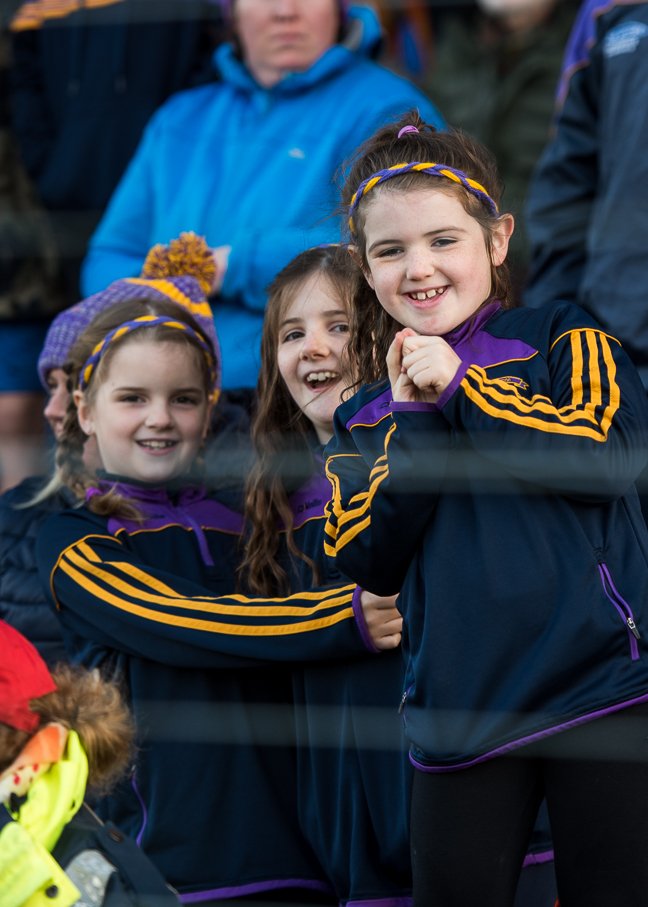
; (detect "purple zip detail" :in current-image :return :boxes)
[184,513,214,566]
[131,772,148,847]
[522,848,554,868]
[598,562,640,660]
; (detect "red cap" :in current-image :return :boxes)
[0,621,57,733]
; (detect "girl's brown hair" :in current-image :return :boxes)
[47,297,216,520]
[240,245,361,596]
[341,109,513,385]
[0,664,135,796]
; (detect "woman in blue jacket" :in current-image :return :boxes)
[81,0,443,390]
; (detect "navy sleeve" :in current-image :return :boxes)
[36,510,373,669]
[440,321,648,500]
[324,404,450,595]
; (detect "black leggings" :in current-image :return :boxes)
[410,703,648,907]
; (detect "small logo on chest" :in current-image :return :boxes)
[499,375,529,390]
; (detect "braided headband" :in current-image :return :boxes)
[348,161,498,233]
[78,315,217,397]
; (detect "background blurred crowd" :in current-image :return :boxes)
[0,0,587,492]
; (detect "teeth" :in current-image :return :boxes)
[139,440,176,449]
[306,371,339,383]
[412,288,443,300]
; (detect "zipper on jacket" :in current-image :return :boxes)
[597,562,641,660]
[398,684,412,715]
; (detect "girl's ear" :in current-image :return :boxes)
[73,389,94,437]
[491,214,515,267]
[348,244,375,290]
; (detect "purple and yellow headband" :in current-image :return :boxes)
[348,161,498,234]
[78,315,218,400]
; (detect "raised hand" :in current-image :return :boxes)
[399,332,462,404]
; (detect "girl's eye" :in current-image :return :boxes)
[174,395,201,406]
[282,329,304,343]
[432,237,456,248]
[120,394,143,403]
[331,322,350,334]
[376,247,402,258]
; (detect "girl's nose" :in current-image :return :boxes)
[145,402,173,428]
[405,249,435,282]
[43,387,69,432]
[299,331,329,360]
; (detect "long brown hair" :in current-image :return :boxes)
[43,297,216,520]
[341,109,514,386]
[240,245,361,596]
[0,664,135,796]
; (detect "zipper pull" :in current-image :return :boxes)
[398,689,408,714]
[627,617,641,640]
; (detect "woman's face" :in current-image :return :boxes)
[43,368,70,440]
[276,273,349,445]
[234,0,339,87]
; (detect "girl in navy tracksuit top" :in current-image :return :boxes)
[240,245,557,907]
[323,112,648,906]
[35,296,398,903]
[240,245,411,907]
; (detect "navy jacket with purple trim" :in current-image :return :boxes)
[36,476,375,900]
[323,301,648,770]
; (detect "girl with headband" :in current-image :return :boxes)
[35,295,401,902]
[242,244,555,907]
[324,110,648,906]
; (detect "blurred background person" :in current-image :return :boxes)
[423,0,579,300]
[0,0,223,490]
[524,0,648,512]
[81,0,443,396]
[0,14,64,491]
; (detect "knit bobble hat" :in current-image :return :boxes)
[37,233,221,393]
[0,621,56,733]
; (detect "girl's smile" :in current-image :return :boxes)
[276,272,349,444]
[362,186,512,336]
[75,337,211,484]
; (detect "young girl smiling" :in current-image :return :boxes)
[324,112,648,906]
[242,245,411,906]
[36,296,400,903]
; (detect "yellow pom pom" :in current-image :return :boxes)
[141,232,217,296]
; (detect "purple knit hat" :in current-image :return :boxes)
[38,233,221,394]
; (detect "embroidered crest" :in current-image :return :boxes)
[500,376,529,390]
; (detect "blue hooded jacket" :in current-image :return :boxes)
[81,5,443,389]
